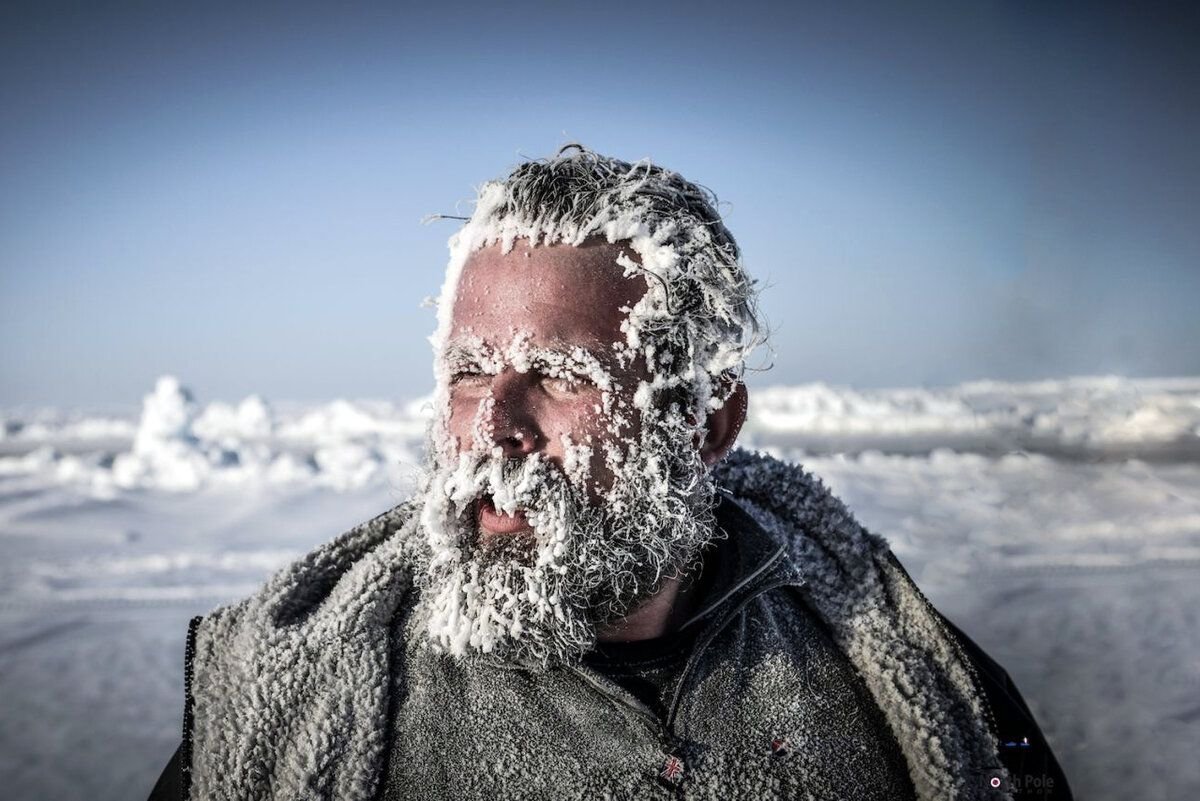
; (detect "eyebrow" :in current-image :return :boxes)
[442,336,616,361]
[441,336,619,389]
[442,339,487,362]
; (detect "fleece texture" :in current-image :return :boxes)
[713,450,1008,799]
[185,449,1009,800]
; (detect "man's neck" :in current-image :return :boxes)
[595,564,708,643]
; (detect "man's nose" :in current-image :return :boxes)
[487,370,541,457]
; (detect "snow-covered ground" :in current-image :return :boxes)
[2,376,1199,800]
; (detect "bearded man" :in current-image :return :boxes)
[148,147,1071,800]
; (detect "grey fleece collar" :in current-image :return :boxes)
[185,449,1009,800]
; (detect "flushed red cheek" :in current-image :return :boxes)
[443,411,468,454]
[445,395,495,452]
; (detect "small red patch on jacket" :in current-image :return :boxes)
[660,755,685,784]
[771,737,792,757]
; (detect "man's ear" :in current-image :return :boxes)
[699,381,748,467]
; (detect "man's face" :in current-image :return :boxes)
[413,238,717,669]
[443,239,650,549]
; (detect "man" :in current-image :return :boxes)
[149,147,1071,800]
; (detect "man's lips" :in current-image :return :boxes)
[477,497,532,535]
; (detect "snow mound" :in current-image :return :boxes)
[192,395,274,442]
[745,376,1200,457]
[112,377,210,492]
[0,376,425,495]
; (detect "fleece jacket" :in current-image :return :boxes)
[147,448,1072,800]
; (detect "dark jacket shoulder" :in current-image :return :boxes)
[147,743,181,801]
[941,614,1074,800]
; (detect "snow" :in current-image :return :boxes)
[2,375,1199,800]
[0,377,430,496]
[745,376,1200,457]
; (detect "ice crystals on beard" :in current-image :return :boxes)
[415,396,717,670]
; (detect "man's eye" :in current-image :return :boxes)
[450,371,489,388]
[542,376,586,395]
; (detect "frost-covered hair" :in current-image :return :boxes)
[434,144,765,415]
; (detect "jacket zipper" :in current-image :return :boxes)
[569,664,664,733]
[568,566,802,782]
[180,614,202,801]
[567,581,792,801]
[665,574,800,730]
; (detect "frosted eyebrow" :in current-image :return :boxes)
[441,335,618,390]
[443,339,502,372]
[525,347,619,396]
[443,340,486,363]
[443,336,616,366]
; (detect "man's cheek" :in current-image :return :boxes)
[585,434,635,503]
[445,397,489,453]
[439,410,465,456]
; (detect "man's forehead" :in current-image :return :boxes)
[457,238,641,279]
[446,239,648,357]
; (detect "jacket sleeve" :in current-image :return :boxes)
[940,615,1074,800]
[146,743,183,801]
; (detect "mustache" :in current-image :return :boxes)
[442,453,577,513]
[429,452,588,562]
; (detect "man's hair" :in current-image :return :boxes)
[453,144,767,414]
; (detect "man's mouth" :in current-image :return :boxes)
[477,496,532,536]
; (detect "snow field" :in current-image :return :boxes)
[2,375,1198,800]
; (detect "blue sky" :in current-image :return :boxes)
[2,1,1197,406]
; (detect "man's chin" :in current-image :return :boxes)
[474,529,538,565]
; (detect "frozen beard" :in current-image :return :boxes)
[413,408,717,671]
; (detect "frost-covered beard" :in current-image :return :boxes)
[413,415,716,671]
